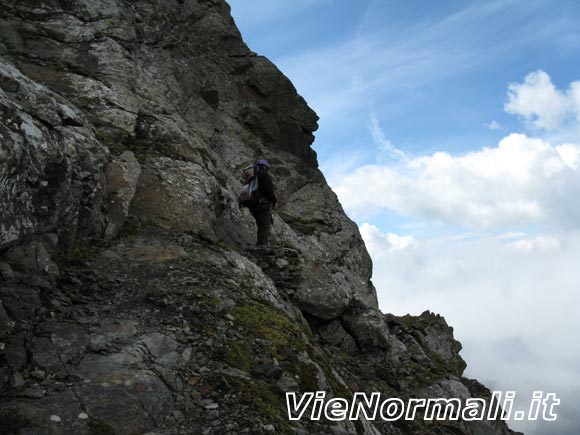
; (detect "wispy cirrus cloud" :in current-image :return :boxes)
[369,113,406,162]
[228,0,332,30]
[274,0,580,126]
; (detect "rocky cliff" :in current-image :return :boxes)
[0,1,518,434]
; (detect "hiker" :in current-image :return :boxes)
[240,159,277,246]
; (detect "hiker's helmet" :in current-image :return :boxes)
[256,159,271,169]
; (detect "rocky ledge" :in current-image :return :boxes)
[0,1,519,434]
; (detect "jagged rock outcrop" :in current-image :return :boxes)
[0,0,376,320]
[0,1,519,434]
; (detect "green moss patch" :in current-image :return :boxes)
[223,341,254,372]
[0,408,34,434]
[232,378,294,435]
[286,360,319,392]
[88,418,116,435]
[55,242,99,267]
[231,303,308,358]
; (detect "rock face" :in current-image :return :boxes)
[0,1,518,434]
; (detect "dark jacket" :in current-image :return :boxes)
[254,169,277,207]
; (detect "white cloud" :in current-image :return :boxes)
[571,81,580,124]
[506,235,561,252]
[505,70,580,131]
[334,133,580,230]
[498,231,527,239]
[556,143,580,169]
[320,147,374,188]
[361,225,580,435]
[486,120,503,130]
[360,223,416,256]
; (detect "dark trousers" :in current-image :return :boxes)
[250,203,272,246]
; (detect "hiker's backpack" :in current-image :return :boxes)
[239,164,259,207]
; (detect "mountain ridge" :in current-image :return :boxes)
[0,1,519,434]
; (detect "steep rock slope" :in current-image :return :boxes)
[0,1,519,434]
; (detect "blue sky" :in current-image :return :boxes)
[228,1,580,434]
